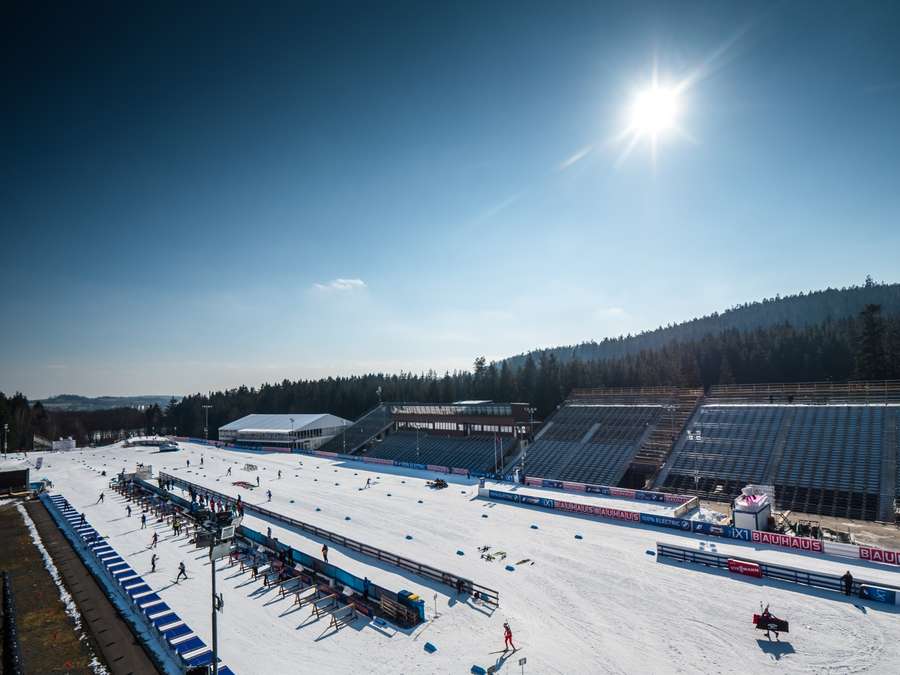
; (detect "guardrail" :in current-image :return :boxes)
[2,571,25,675]
[656,541,900,599]
[157,472,500,608]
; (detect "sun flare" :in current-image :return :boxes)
[629,85,680,139]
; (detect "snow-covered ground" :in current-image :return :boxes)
[36,442,900,674]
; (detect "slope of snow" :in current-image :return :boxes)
[37,442,900,674]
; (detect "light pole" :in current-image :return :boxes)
[2,423,7,459]
[289,417,295,452]
[202,405,212,442]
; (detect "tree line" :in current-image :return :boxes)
[3,302,897,451]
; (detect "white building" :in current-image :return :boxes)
[52,437,77,451]
[218,413,351,451]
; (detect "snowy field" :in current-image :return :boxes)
[31,441,900,674]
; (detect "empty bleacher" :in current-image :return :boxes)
[361,431,514,472]
[524,388,700,486]
[659,380,900,521]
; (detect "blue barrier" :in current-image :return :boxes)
[860,585,897,604]
[639,513,692,532]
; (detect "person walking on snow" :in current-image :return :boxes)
[176,561,187,582]
[141,513,147,528]
[151,553,158,572]
[226,467,232,476]
[151,531,159,548]
[187,459,190,467]
[503,622,515,651]
[256,476,260,487]
[201,455,204,466]
[321,544,329,563]
[126,504,132,517]
[267,489,272,502]
[365,478,371,489]
[97,492,105,504]
[277,470,282,479]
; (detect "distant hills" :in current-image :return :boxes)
[504,280,900,368]
[38,394,177,411]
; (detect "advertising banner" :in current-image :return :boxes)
[859,546,900,566]
[635,490,665,503]
[727,559,763,578]
[554,499,640,522]
[640,513,692,531]
[751,530,823,553]
[691,522,752,541]
[859,584,897,604]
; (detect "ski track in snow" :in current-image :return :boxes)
[33,442,900,675]
[16,502,110,675]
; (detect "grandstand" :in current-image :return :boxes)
[322,401,529,473]
[658,380,900,522]
[361,431,514,472]
[524,387,702,488]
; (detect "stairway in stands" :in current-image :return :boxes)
[623,388,703,488]
[316,404,393,455]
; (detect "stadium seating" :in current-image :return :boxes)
[660,400,898,521]
[524,403,665,486]
[361,432,514,472]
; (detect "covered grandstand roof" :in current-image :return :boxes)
[219,413,349,432]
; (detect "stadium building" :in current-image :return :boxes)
[316,401,533,474]
[218,413,351,451]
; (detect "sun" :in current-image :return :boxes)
[628,85,680,139]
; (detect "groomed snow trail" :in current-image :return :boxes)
[34,442,900,674]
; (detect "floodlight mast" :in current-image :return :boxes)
[202,404,213,441]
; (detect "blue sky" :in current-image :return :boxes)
[3,1,900,398]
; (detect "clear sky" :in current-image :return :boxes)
[3,1,900,399]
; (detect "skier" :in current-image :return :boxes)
[141,513,147,529]
[79,513,86,526]
[760,604,780,640]
[187,459,190,467]
[503,622,515,651]
[96,492,105,504]
[151,531,159,548]
[256,476,260,487]
[841,570,854,596]
[126,504,132,517]
[176,561,188,582]
[267,489,272,502]
[277,470,282,479]
[201,455,204,466]
[322,544,329,563]
[226,467,232,476]
[365,478,371,489]
[151,553,158,572]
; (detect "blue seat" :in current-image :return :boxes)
[185,650,214,667]
[163,624,192,642]
[127,584,152,597]
[174,636,205,655]
[137,594,161,608]
[152,612,180,629]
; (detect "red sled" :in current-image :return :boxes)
[753,614,789,633]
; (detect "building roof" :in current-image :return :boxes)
[219,413,350,433]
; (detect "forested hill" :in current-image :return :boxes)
[505,280,900,368]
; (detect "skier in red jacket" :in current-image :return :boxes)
[503,622,515,651]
